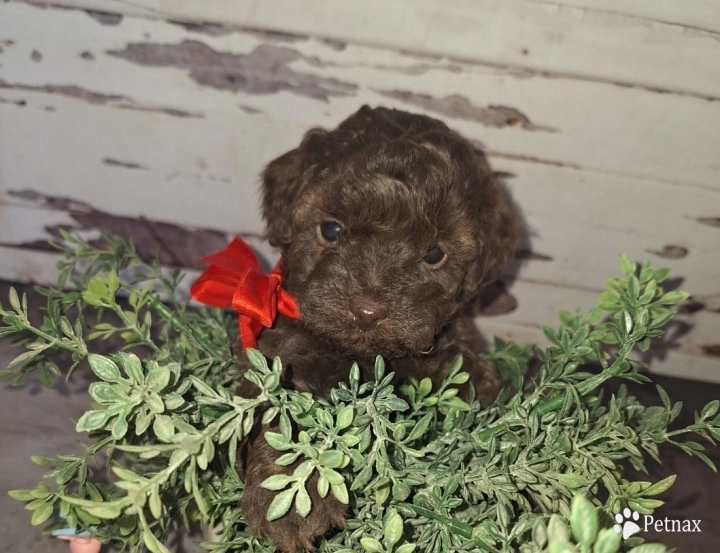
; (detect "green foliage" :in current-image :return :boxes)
[523,496,666,553]
[2,233,717,552]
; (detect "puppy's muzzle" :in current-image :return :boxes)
[350,298,388,330]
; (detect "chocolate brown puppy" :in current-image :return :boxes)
[239,105,518,551]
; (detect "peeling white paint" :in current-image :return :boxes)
[1,0,719,379]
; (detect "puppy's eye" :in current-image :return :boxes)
[423,246,447,267]
[319,222,342,244]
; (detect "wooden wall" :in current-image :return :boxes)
[1,0,719,381]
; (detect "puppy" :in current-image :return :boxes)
[239,105,518,551]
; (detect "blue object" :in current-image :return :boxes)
[51,528,94,537]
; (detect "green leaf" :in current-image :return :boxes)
[295,485,312,518]
[639,280,657,303]
[164,393,185,410]
[449,371,470,385]
[318,450,345,469]
[629,498,664,513]
[352,464,374,491]
[532,519,548,548]
[263,372,280,391]
[30,502,54,526]
[658,291,690,305]
[547,515,570,543]
[619,254,636,277]
[88,382,128,404]
[642,474,676,496]
[112,466,147,483]
[266,488,295,521]
[570,495,598,546]
[653,267,671,283]
[627,275,640,300]
[444,396,471,411]
[417,377,432,398]
[586,306,602,326]
[88,354,122,383]
[392,480,411,501]
[146,366,171,393]
[264,431,291,451]
[593,528,621,553]
[331,482,349,504]
[627,545,668,553]
[336,405,354,430]
[76,409,112,432]
[153,415,175,442]
[321,468,344,486]
[648,310,674,330]
[8,489,35,501]
[558,473,586,489]
[406,412,434,443]
[146,392,165,414]
[120,353,144,384]
[701,400,719,421]
[317,475,330,498]
[396,545,417,553]
[638,262,653,283]
[279,412,292,440]
[7,349,43,369]
[30,456,55,467]
[293,460,314,479]
[111,416,129,439]
[543,325,560,345]
[384,509,404,547]
[86,502,123,519]
[558,310,574,328]
[261,475,294,491]
[246,348,268,371]
[360,537,385,553]
[190,376,217,398]
[276,452,301,466]
[8,286,22,312]
[191,468,208,516]
[549,542,576,553]
[149,486,162,520]
[374,355,385,380]
[340,433,361,447]
[143,525,172,553]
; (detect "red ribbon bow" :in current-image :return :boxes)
[190,237,300,349]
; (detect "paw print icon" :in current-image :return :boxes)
[614,508,641,539]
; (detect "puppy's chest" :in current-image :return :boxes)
[257,330,440,398]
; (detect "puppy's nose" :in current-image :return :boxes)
[350,299,388,329]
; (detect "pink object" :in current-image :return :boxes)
[56,535,102,553]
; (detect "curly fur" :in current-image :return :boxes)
[238,106,518,551]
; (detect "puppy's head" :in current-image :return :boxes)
[262,106,517,358]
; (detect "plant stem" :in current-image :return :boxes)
[476,342,634,443]
[408,504,500,553]
[147,296,219,357]
[111,304,161,354]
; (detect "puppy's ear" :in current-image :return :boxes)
[463,183,518,301]
[261,129,326,248]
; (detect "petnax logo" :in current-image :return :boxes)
[613,508,701,540]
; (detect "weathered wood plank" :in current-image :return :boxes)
[2,3,719,191]
[498,158,720,299]
[8,0,720,99]
[527,0,720,33]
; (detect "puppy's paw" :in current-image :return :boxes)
[241,451,346,552]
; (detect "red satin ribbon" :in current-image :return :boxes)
[190,237,300,349]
